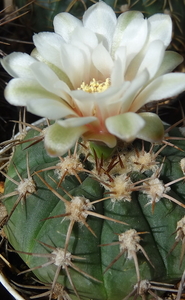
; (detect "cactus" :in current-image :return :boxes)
[1,118,185,299]
[14,0,185,52]
[1,1,185,299]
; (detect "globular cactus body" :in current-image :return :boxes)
[2,120,185,299]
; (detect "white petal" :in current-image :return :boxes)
[84,132,117,148]
[57,116,97,128]
[111,47,126,85]
[1,52,37,78]
[66,37,92,83]
[104,83,131,117]
[33,32,64,70]
[30,62,71,101]
[31,48,73,88]
[125,40,165,81]
[71,85,128,120]
[4,78,52,106]
[100,71,149,119]
[147,13,172,48]
[130,73,185,112]
[125,14,172,81]
[112,11,148,62]
[26,98,76,119]
[44,122,87,156]
[95,84,126,104]
[54,12,82,42]
[136,40,165,80]
[95,84,127,110]
[92,43,113,78]
[68,38,99,82]
[83,1,117,51]
[70,90,95,116]
[137,112,164,142]
[70,27,98,49]
[60,43,86,88]
[120,70,149,113]
[106,112,145,142]
[4,78,75,119]
[155,51,183,77]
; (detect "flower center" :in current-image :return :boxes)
[78,78,110,93]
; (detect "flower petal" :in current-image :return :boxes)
[83,1,117,51]
[31,48,73,88]
[71,87,124,120]
[137,112,164,142]
[92,43,113,78]
[83,132,117,148]
[65,35,93,83]
[70,27,98,50]
[130,73,185,112]
[26,99,76,120]
[60,43,87,88]
[44,122,87,156]
[125,40,165,81]
[1,52,36,78]
[111,47,126,86]
[120,69,149,113]
[57,116,97,128]
[4,78,75,119]
[30,62,71,101]
[147,13,172,48]
[105,112,145,142]
[54,12,82,42]
[33,32,64,70]
[71,84,130,121]
[112,11,147,62]
[4,78,54,106]
[103,83,130,117]
[155,51,183,77]
[135,40,165,80]
[70,90,95,116]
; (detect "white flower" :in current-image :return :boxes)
[1,1,185,156]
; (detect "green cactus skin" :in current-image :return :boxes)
[14,0,185,52]
[2,120,185,300]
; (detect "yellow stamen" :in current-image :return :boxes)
[78,78,110,93]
